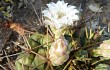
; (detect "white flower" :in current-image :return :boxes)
[42,1,79,29]
[49,36,70,66]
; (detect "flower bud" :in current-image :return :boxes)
[90,40,110,58]
[97,40,110,58]
[49,36,70,66]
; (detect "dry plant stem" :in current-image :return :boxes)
[24,30,35,34]
[46,26,54,70]
[4,50,15,70]
[23,17,38,32]
[30,50,47,61]
[0,64,7,70]
[23,17,32,26]
[91,58,110,66]
[46,63,49,70]
[84,60,88,70]
[0,52,24,59]
[63,60,72,70]
[12,41,28,51]
[31,45,41,50]
[82,12,96,24]
[31,40,54,52]
[22,36,29,49]
[12,41,47,60]
[82,6,102,24]
[91,59,103,66]
[48,26,54,37]
[15,52,26,61]
[31,4,43,25]
[35,62,47,69]
[46,26,49,58]
[74,41,102,52]
[83,42,102,50]
[48,61,54,70]
[70,62,76,70]
[22,35,32,49]
[71,43,96,60]
[41,7,44,25]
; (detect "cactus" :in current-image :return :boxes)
[15,32,53,70]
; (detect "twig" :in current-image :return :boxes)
[4,50,15,70]
[33,61,47,69]
[22,35,31,49]
[46,26,49,58]
[31,4,43,25]
[63,60,72,70]
[48,61,54,70]
[46,63,49,70]
[12,41,47,60]
[24,30,35,34]
[0,64,7,70]
[91,58,110,66]
[81,7,103,24]
[31,39,54,50]
[74,41,102,52]
[0,52,24,59]
[30,50,47,61]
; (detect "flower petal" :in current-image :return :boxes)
[42,1,79,29]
